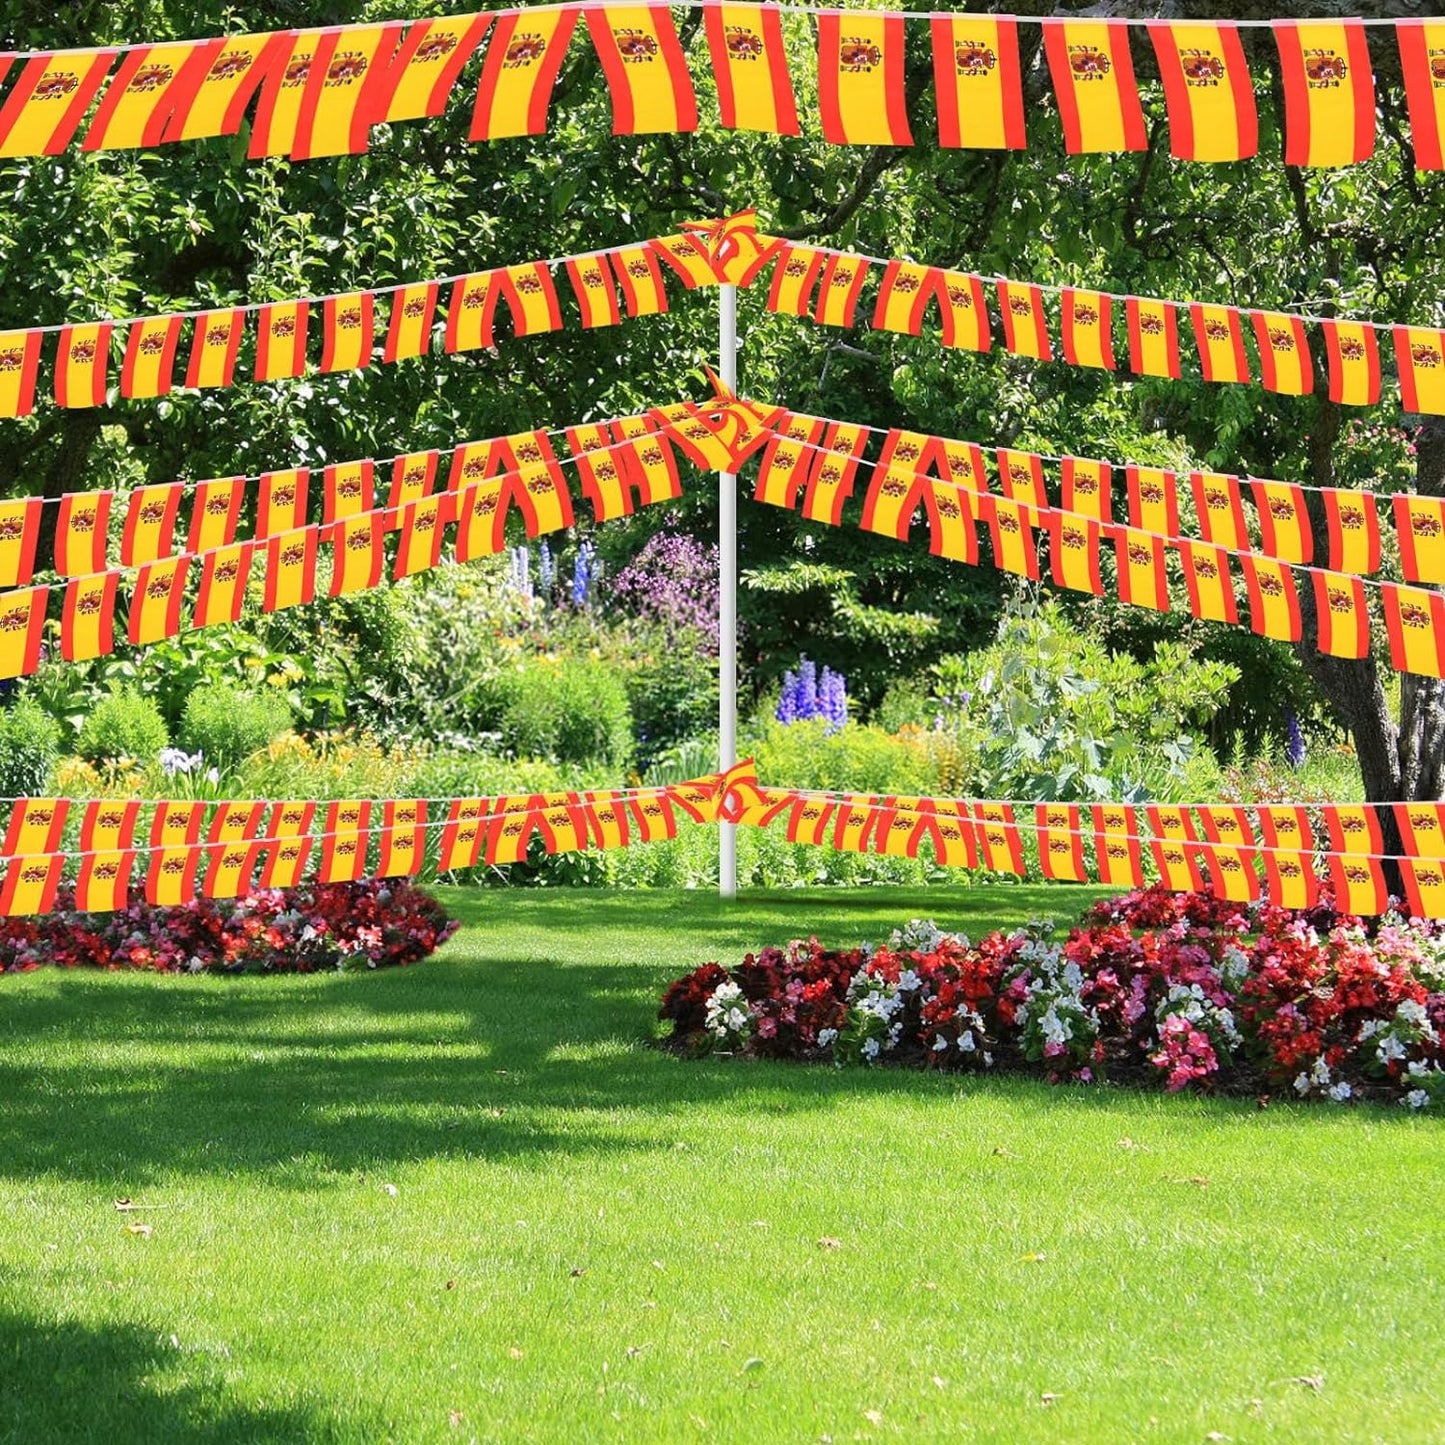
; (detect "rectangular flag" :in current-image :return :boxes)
[1395,802,1445,859]
[1402,859,1445,919]
[471,8,579,140]
[1321,320,1381,406]
[753,414,823,509]
[454,484,507,562]
[1311,569,1370,659]
[1240,554,1303,641]
[1394,326,1445,415]
[1049,513,1104,596]
[184,308,245,389]
[983,496,1039,579]
[0,498,41,588]
[378,801,427,877]
[254,302,309,381]
[393,495,451,579]
[649,232,719,288]
[0,331,42,418]
[1125,296,1182,378]
[437,799,487,872]
[1399,21,1445,171]
[1061,288,1115,370]
[996,280,1051,360]
[2,798,69,858]
[496,263,562,336]
[262,526,319,613]
[872,260,935,335]
[120,316,183,399]
[1113,526,1170,611]
[1178,541,1239,625]
[83,41,224,152]
[1190,304,1250,385]
[192,542,253,630]
[996,449,1047,515]
[260,832,313,892]
[1274,20,1375,168]
[934,270,990,352]
[1327,854,1388,917]
[568,424,629,521]
[1092,804,1144,889]
[1190,471,1249,551]
[320,292,375,372]
[802,423,868,526]
[1394,495,1445,584]
[1147,21,1257,161]
[503,431,573,535]
[813,253,871,329]
[54,323,114,409]
[1125,466,1180,539]
[322,460,375,523]
[55,490,113,576]
[1201,840,1260,903]
[1041,19,1147,153]
[0,49,117,157]
[1383,582,1445,677]
[1151,838,1205,894]
[75,849,135,914]
[767,244,826,316]
[1323,805,1384,857]
[860,430,926,540]
[445,271,498,352]
[585,5,697,135]
[321,801,371,883]
[925,803,977,870]
[121,483,185,567]
[383,282,438,362]
[831,797,879,855]
[1251,311,1313,395]
[921,462,978,564]
[387,451,438,515]
[816,10,912,147]
[328,514,384,596]
[61,572,118,662]
[1259,847,1316,911]
[1322,488,1381,575]
[1251,479,1313,564]
[1257,805,1313,854]
[163,32,290,142]
[874,802,927,860]
[784,795,835,846]
[931,15,1026,150]
[187,477,244,554]
[0,855,64,917]
[610,245,668,316]
[704,3,799,135]
[1036,804,1085,882]
[1061,457,1112,522]
[380,14,491,123]
[151,802,204,848]
[256,469,309,539]
[565,254,622,328]
[128,557,189,646]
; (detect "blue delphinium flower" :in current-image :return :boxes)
[539,540,554,597]
[572,541,595,608]
[1286,709,1307,769]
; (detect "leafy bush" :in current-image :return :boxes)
[623,625,717,770]
[179,683,293,772]
[76,688,169,768]
[750,717,940,796]
[236,730,413,801]
[496,657,633,770]
[0,698,60,797]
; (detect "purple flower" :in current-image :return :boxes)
[610,531,720,650]
[1286,710,1306,770]
[539,540,554,596]
[776,656,848,733]
[572,541,595,608]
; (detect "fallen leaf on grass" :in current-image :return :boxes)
[448,1410,465,1429]
[382,1183,398,1197]
[1173,1176,1211,1188]
[932,1376,947,1389]
[1020,1251,1047,1263]
[863,1408,883,1426]
[817,1236,842,1251]
[445,1280,456,1291]
[626,1346,643,1359]
[739,1358,764,1374]
[508,1347,524,1360]
[991,1146,1017,1158]
[123,1222,152,1239]
[570,1267,587,1278]
[1271,1374,1324,1393]
[1040,1392,1059,1406]
[651,1259,665,1271]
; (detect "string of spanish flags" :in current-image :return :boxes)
[6,214,1445,422]
[5,8,1445,169]
[4,766,1445,920]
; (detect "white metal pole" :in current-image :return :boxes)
[718,282,739,900]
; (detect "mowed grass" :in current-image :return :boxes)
[1,885,1442,1445]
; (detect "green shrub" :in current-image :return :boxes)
[77,688,168,767]
[0,698,60,796]
[178,683,292,772]
[496,658,633,770]
[621,626,717,771]
[750,718,939,795]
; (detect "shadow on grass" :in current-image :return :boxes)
[0,1304,364,1444]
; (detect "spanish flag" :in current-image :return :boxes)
[586,6,697,135]
[261,834,313,891]
[568,425,629,521]
[1323,488,1381,575]
[0,49,118,157]
[996,449,1046,515]
[1125,466,1180,539]
[1,799,69,858]
[269,799,316,841]
[931,14,1025,151]
[1147,804,1197,843]
[767,244,826,316]
[322,459,375,523]
[0,498,40,587]
[1147,21,1257,162]
[649,232,719,289]
[1321,320,1380,406]
[1250,480,1312,565]
[1323,804,1384,858]
[1394,495,1445,584]
[935,270,990,351]
[816,11,911,147]
[387,451,438,515]
[186,477,244,553]
[55,490,113,576]
[539,794,590,852]
[380,14,491,123]
[120,316,183,399]
[1189,304,1250,385]
[495,263,562,337]
[394,495,452,579]
[1394,802,1445,858]
[1041,19,1147,154]
[861,430,926,540]
[753,414,823,510]
[1151,839,1205,894]
[54,323,114,409]
[184,308,244,390]
[996,280,1051,360]
[470,9,579,140]
[207,799,264,846]
[0,331,42,418]
[80,800,140,856]
[927,802,978,870]
[666,775,726,825]
[0,855,64,917]
[685,210,784,286]
[1190,471,1248,551]
[1251,311,1313,395]
[583,792,633,851]
[1061,457,1113,523]
[1241,554,1302,642]
[321,801,371,882]
[784,795,835,846]
[82,41,220,152]
[193,542,253,630]
[454,484,507,562]
[610,245,668,316]
[437,799,487,872]
[1125,296,1181,378]
[487,802,539,865]
[627,792,677,845]
[1263,850,1319,912]
[1274,20,1375,168]
[1201,842,1259,904]
[920,468,977,564]
[383,282,438,362]
[163,32,290,142]
[813,254,872,329]
[75,850,135,915]
[875,802,928,860]
[146,842,203,905]
[1402,859,1445,919]
[1113,527,1170,612]
[1061,288,1114,370]
[378,801,427,877]
[1048,513,1103,596]
[1198,804,1253,850]
[565,254,622,328]
[1394,326,1445,414]
[704,3,799,135]
[1035,804,1085,882]
[128,556,190,646]
[328,514,383,596]
[1326,853,1387,917]
[1092,804,1144,889]
[151,802,204,849]
[61,572,118,662]
[1311,570,1369,660]
[934,437,987,500]
[872,260,935,335]
[1383,582,1445,677]
[445,271,498,352]
[802,423,867,527]
[832,798,879,855]
[1399,21,1445,171]
[320,292,375,373]
[983,496,1039,580]
[256,469,309,539]
[121,483,184,567]
[262,526,319,613]
[503,431,574,535]
[254,302,309,382]
[1257,805,1314,854]
[1177,541,1239,625]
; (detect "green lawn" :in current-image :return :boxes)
[1,885,1441,1444]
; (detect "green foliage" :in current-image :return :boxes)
[750,718,939,795]
[496,658,633,771]
[178,683,292,773]
[76,688,168,768]
[0,698,60,798]
[619,625,717,771]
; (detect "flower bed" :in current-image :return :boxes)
[0,878,457,975]
[659,887,1445,1110]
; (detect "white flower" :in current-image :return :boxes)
[817,1028,838,1049]
[1293,1072,1312,1097]
[1407,1059,1431,1079]
[1397,998,1429,1029]
[1328,1081,1353,1102]
[982,1051,994,1067]
[862,1038,880,1062]
[1310,1056,1332,1086]
[1221,945,1250,984]
[932,1035,949,1053]
[957,1031,976,1053]
[1405,1089,1430,1110]
[897,969,922,993]
[1378,1035,1408,1063]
